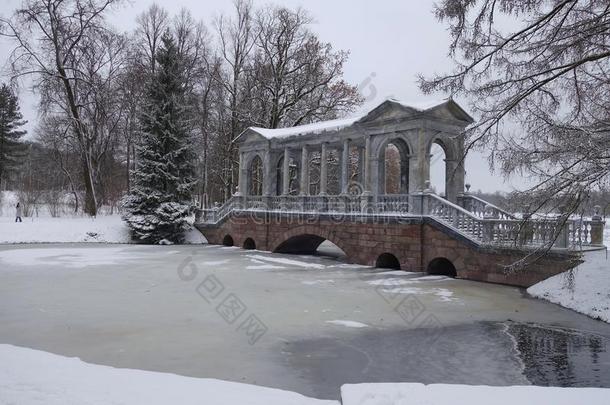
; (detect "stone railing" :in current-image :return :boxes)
[195,193,606,250]
[424,194,606,249]
[457,193,515,220]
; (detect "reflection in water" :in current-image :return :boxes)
[283,322,610,399]
[506,322,610,387]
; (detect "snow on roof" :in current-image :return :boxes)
[248,115,363,140]
[244,98,453,141]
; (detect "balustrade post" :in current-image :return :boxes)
[482,210,495,243]
[590,205,605,246]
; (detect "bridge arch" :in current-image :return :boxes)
[243,237,256,250]
[375,253,401,269]
[222,234,234,247]
[427,257,457,277]
[270,226,350,257]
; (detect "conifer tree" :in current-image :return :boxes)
[122,33,197,244]
[0,84,27,187]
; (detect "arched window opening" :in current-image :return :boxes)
[248,155,263,196]
[276,156,299,195]
[379,139,409,195]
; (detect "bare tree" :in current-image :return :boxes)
[1,0,125,216]
[135,3,169,75]
[419,0,610,222]
[215,0,256,200]
[250,6,362,129]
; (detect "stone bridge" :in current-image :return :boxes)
[195,99,606,287]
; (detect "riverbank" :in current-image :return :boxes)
[2,344,608,405]
[0,215,206,244]
[528,248,610,323]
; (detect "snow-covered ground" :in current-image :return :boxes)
[0,191,206,244]
[341,382,609,405]
[527,222,609,323]
[0,344,336,405]
[2,344,608,405]
[0,215,206,244]
[528,248,610,323]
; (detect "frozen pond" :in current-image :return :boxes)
[1,244,609,399]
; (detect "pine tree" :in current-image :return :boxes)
[0,84,27,187]
[122,33,197,244]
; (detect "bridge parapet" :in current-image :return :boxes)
[195,193,606,251]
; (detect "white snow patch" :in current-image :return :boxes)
[367,275,450,287]
[528,249,610,323]
[380,287,457,302]
[200,260,231,267]
[246,264,287,270]
[0,344,336,405]
[0,214,206,245]
[371,270,418,276]
[301,279,335,285]
[0,247,152,268]
[249,116,362,140]
[326,320,370,328]
[246,255,326,269]
[340,382,609,405]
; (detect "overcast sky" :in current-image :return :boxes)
[0,0,529,193]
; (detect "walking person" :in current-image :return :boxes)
[15,202,22,223]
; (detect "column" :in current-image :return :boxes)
[341,139,349,194]
[445,158,457,202]
[236,152,245,196]
[363,136,371,194]
[357,147,365,186]
[262,150,272,196]
[282,147,290,195]
[300,146,309,195]
[320,142,328,195]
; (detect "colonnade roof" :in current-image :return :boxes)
[234,98,474,144]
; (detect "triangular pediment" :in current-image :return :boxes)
[358,99,474,125]
[233,128,269,144]
[358,100,420,123]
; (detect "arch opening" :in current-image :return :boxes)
[243,237,256,250]
[427,257,457,277]
[274,234,346,259]
[375,253,401,270]
[378,138,410,195]
[276,155,300,195]
[248,155,264,196]
[222,235,234,247]
[430,140,447,198]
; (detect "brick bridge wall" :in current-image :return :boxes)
[195,212,577,288]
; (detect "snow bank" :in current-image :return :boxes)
[340,382,609,405]
[0,215,206,244]
[528,249,610,323]
[326,320,369,328]
[0,344,337,405]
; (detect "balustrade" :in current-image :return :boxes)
[195,193,605,250]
